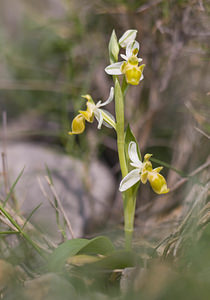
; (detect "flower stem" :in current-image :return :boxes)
[115,78,127,178]
[123,190,136,250]
[114,78,136,250]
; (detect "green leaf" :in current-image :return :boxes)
[80,250,140,272]
[48,236,115,271]
[21,203,42,230]
[45,164,54,184]
[67,254,102,266]
[78,236,115,255]
[109,29,119,64]
[3,167,25,207]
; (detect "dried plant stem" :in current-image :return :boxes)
[1,111,19,210]
[171,158,210,192]
[2,111,9,196]
[38,176,66,240]
[1,152,9,195]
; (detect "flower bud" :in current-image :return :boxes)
[109,29,120,64]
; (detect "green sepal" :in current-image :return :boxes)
[109,29,120,64]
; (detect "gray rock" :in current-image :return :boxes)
[0,142,115,241]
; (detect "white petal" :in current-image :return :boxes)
[105,62,123,75]
[99,87,114,107]
[130,161,142,168]
[128,142,142,167]
[138,57,143,62]
[119,30,137,48]
[140,73,144,81]
[120,54,128,61]
[126,41,140,58]
[119,169,141,192]
[94,109,103,129]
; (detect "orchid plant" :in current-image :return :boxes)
[69,29,169,249]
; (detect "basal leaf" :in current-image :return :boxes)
[48,236,115,271]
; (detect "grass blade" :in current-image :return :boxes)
[3,167,25,207]
[21,203,42,230]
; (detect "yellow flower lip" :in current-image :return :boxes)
[125,67,142,85]
[121,63,146,86]
[68,114,85,135]
[147,172,170,194]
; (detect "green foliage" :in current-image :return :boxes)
[48,236,115,271]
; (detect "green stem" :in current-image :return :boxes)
[115,78,128,178]
[123,190,136,250]
[114,78,136,250]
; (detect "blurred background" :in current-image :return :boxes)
[0,0,209,241]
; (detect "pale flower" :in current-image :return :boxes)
[69,87,116,135]
[105,39,145,86]
[119,142,169,194]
